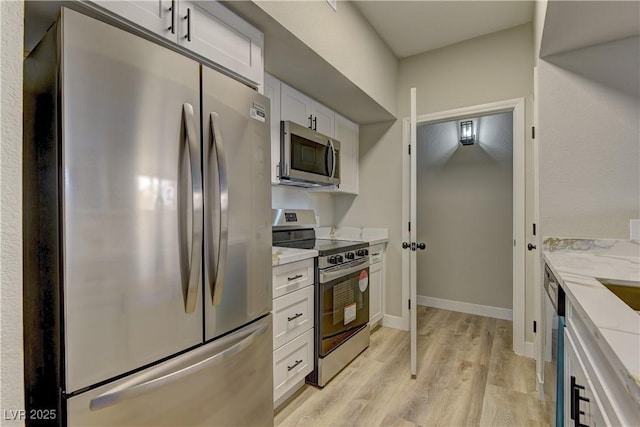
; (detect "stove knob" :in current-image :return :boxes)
[356,249,366,257]
[336,255,344,263]
[346,252,355,260]
[364,249,369,256]
[328,256,338,264]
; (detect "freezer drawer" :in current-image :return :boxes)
[67,315,273,426]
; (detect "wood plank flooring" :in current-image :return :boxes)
[275,306,548,427]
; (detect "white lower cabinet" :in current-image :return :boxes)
[273,286,314,349]
[272,258,314,298]
[564,329,610,427]
[273,329,314,404]
[272,258,315,408]
[369,243,385,326]
[564,302,639,427]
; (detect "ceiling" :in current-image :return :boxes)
[353,1,534,58]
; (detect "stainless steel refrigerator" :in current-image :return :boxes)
[23,8,272,426]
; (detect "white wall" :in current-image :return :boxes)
[253,0,398,117]
[336,23,534,334]
[272,186,334,226]
[416,113,513,309]
[0,0,25,423]
[539,44,640,238]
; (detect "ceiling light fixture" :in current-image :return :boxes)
[459,120,475,145]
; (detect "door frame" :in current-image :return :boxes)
[401,97,527,356]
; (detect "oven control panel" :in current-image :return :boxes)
[319,248,369,270]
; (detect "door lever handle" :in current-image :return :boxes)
[528,243,537,251]
[417,242,426,250]
[402,242,410,249]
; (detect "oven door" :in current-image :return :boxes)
[318,267,369,357]
[280,120,339,186]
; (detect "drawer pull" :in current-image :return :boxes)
[287,313,303,322]
[287,359,303,371]
[372,253,380,256]
[287,274,304,281]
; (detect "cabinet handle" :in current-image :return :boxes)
[287,313,303,322]
[287,359,303,371]
[308,114,313,129]
[184,8,191,41]
[168,0,175,34]
[313,116,317,131]
[372,253,380,257]
[287,274,303,282]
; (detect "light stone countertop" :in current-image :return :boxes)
[315,226,389,245]
[272,246,318,267]
[543,238,640,402]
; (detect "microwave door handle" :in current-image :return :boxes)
[208,112,229,306]
[329,140,336,178]
[324,143,331,177]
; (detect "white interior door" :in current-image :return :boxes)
[409,88,418,378]
[533,65,544,397]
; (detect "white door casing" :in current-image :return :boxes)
[409,88,418,378]
[401,97,528,367]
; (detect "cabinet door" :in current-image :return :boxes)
[178,0,264,87]
[565,329,611,427]
[311,102,335,137]
[369,262,383,324]
[264,73,281,184]
[334,113,359,194]
[92,0,175,41]
[281,82,313,129]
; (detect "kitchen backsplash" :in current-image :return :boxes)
[271,185,334,226]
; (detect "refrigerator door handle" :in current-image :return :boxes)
[208,112,229,306]
[89,321,268,412]
[180,103,203,313]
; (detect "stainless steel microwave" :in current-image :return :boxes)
[279,120,340,187]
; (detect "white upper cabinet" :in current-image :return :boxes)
[264,73,281,184]
[90,0,264,88]
[281,83,334,137]
[269,75,358,193]
[280,83,313,129]
[177,1,263,87]
[334,113,358,195]
[312,103,334,137]
[92,0,174,41]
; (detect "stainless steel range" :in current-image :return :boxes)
[272,209,370,387]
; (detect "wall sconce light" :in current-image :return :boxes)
[459,120,475,145]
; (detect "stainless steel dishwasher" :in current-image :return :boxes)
[544,263,566,427]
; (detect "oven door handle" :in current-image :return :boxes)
[320,258,370,284]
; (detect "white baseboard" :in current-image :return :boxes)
[382,314,408,331]
[524,341,535,359]
[417,295,513,321]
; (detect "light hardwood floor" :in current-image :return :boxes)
[275,306,549,427]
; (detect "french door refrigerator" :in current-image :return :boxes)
[23,8,272,426]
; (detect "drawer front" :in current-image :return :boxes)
[273,328,314,402]
[272,258,314,298]
[273,286,314,348]
[370,244,385,264]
